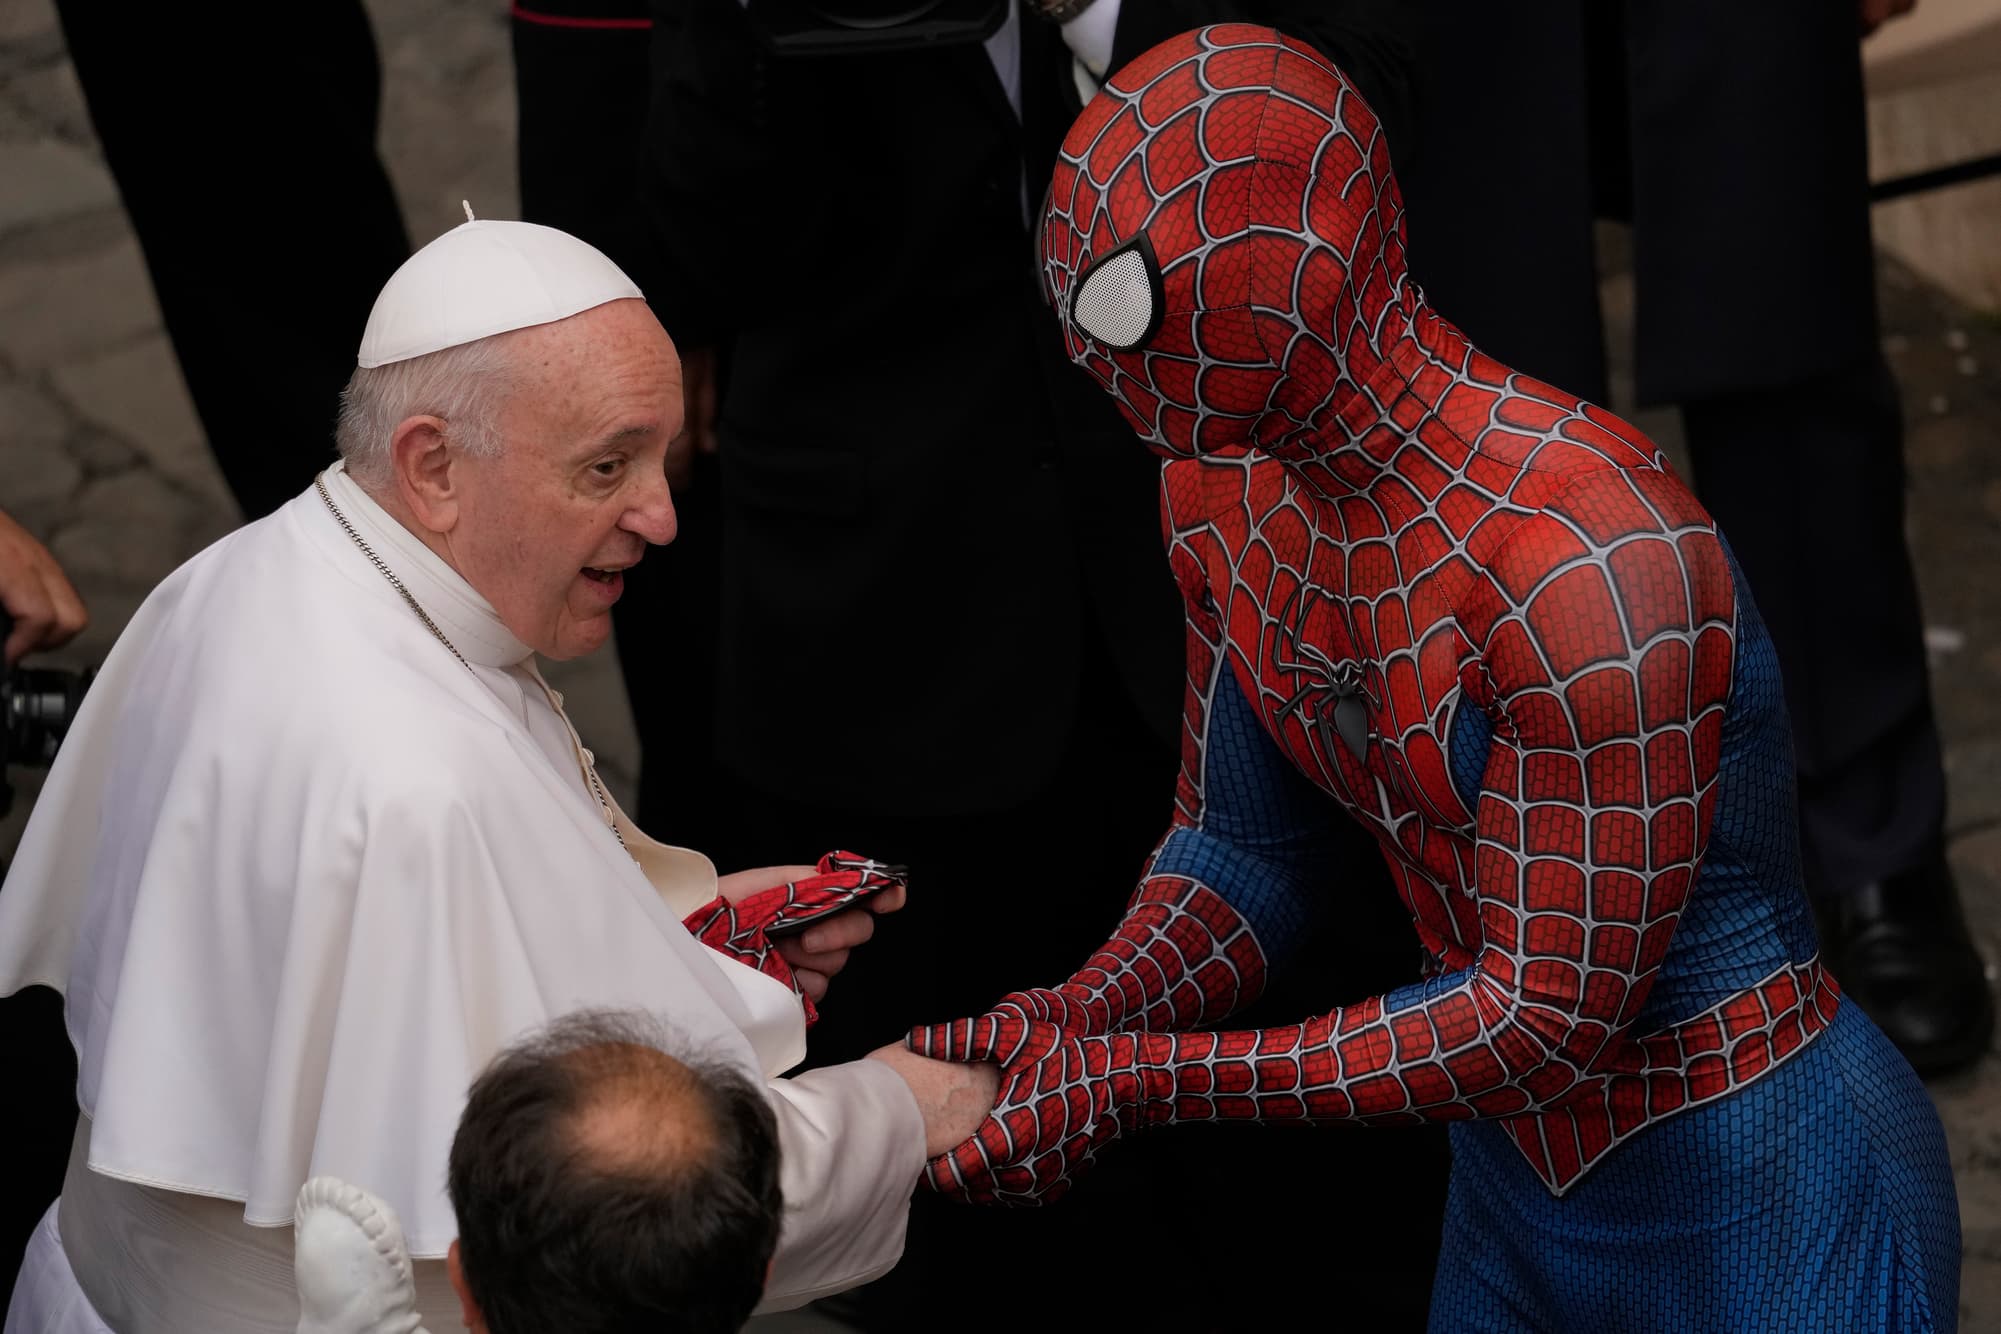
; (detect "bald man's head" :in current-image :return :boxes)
[447,1011,782,1334]
[561,1038,717,1176]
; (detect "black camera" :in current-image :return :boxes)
[746,0,1007,55]
[0,611,93,819]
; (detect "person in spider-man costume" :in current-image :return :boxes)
[910,24,1961,1329]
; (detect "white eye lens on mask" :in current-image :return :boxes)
[1069,234,1163,350]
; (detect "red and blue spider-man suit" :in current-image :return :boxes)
[913,26,1960,1328]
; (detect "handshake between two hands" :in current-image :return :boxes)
[874,990,1153,1194]
[901,995,1180,1206]
[683,856,1169,1206]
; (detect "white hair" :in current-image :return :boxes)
[333,336,520,489]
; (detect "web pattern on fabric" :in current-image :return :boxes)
[1029,23,1848,1194]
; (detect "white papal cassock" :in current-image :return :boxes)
[0,462,923,1332]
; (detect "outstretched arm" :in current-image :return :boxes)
[922,474,1739,1204]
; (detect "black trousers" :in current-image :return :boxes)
[54,0,410,520]
[511,3,738,851]
[510,2,659,297]
[1400,0,1944,901]
[1683,360,1947,896]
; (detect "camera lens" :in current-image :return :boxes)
[6,665,92,767]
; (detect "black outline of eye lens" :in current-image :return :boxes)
[1068,232,1165,351]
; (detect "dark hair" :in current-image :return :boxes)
[447,1010,784,1334]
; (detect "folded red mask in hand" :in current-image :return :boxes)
[682,851,907,1026]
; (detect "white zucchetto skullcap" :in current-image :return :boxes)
[356,205,643,368]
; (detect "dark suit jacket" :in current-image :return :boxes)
[642,0,1413,815]
[1398,0,1880,406]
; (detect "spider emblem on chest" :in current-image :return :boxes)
[1270,585,1375,766]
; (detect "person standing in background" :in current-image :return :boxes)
[0,509,89,1308]
[1396,0,1993,1077]
[635,3,1449,1329]
[52,0,411,522]
[509,0,733,854]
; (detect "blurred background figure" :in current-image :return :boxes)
[0,508,88,1307]
[50,0,411,522]
[1397,0,1995,1078]
[508,0,732,854]
[622,2,1447,1329]
[0,509,86,668]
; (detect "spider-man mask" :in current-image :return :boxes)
[1039,25,1412,460]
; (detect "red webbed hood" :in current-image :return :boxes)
[1039,24,1417,461]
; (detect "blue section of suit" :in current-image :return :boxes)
[1166,547,1959,1327]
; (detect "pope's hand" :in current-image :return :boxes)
[866,1042,1003,1159]
[0,508,87,666]
[687,852,908,1024]
[907,1014,1163,1207]
[716,857,908,1003]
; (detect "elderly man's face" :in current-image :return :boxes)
[447,299,681,660]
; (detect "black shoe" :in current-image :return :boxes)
[1820,849,1995,1078]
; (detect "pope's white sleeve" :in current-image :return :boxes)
[754,1058,927,1312]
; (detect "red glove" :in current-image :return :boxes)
[913,1007,1366,1206]
[683,851,906,1026]
[904,877,1270,1204]
[909,1013,1170,1206]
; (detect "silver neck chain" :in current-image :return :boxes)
[315,474,626,850]
[316,476,472,673]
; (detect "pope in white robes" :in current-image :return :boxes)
[0,215,996,1333]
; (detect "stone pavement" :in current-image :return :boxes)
[1,0,1999,1326]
